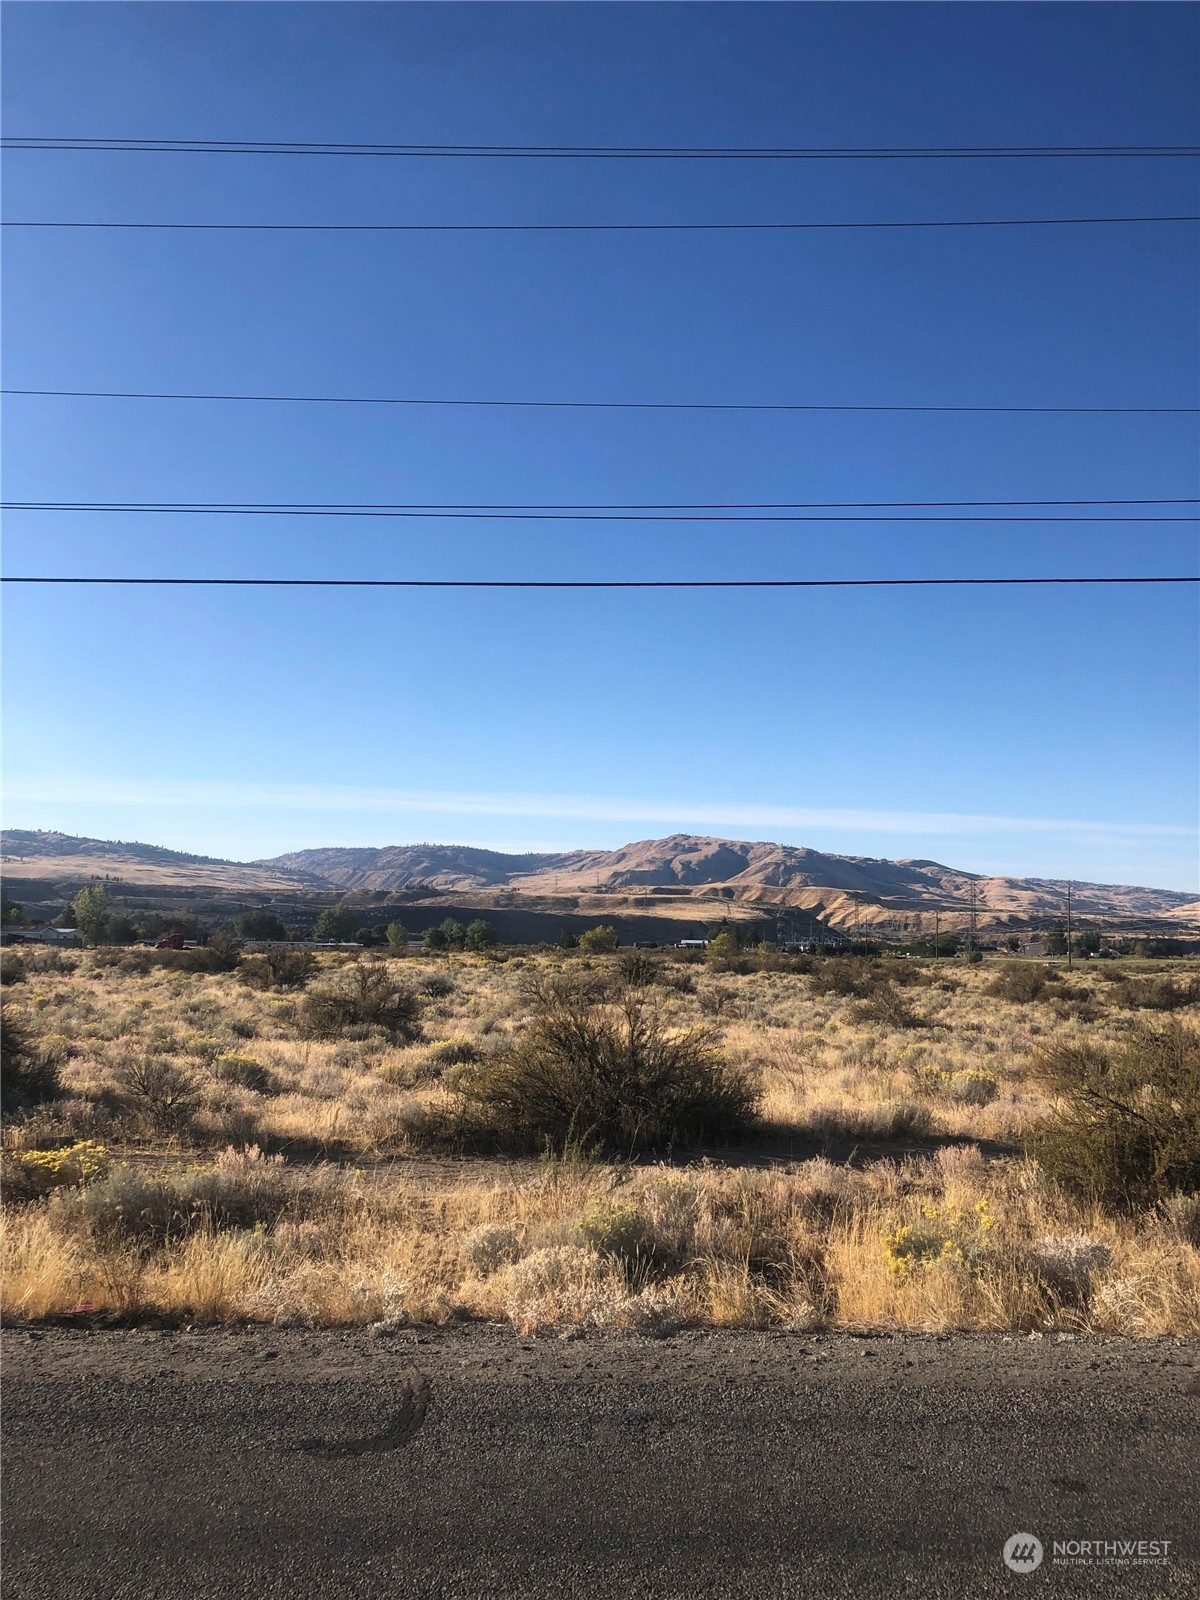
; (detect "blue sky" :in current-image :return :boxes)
[2,3,1197,887]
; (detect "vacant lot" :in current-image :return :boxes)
[3,945,1198,1335]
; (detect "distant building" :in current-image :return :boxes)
[4,927,82,946]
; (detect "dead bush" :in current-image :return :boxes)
[1022,1234,1112,1307]
[697,985,739,1018]
[239,948,317,991]
[116,1056,202,1132]
[616,951,658,990]
[300,962,423,1045]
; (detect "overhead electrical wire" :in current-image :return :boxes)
[5,386,1194,416]
[5,495,1193,507]
[5,214,1196,234]
[4,136,1198,160]
[3,576,1195,591]
[4,499,1194,523]
[6,139,1194,597]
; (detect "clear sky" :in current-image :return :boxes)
[2,3,1197,888]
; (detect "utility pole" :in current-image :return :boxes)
[934,908,940,961]
[1066,880,1073,971]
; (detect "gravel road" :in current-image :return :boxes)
[3,1326,1197,1598]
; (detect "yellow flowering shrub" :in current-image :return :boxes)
[884,1199,994,1279]
[1,1140,112,1202]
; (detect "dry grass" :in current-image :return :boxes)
[2,946,1198,1335]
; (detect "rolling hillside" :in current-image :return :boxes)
[3,829,1194,931]
[256,832,1195,926]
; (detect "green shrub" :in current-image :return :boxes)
[51,1148,294,1243]
[211,1054,275,1093]
[658,965,696,994]
[947,1070,999,1106]
[848,986,924,1029]
[1,1140,111,1203]
[88,946,155,975]
[0,1010,62,1110]
[1026,1021,1200,1210]
[0,952,27,986]
[460,1222,523,1275]
[577,925,618,955]
[314,902,360,941]
[453,975,758,1154]
[300,962,422,1045]
[1109,976,1200,1012]
[158,935,242,974]
[808,958,880,999]
[986,963,1048,1003]
[465,919,499,952]
[578,1200,652,1267]
[422,918,465,952]
[884,1199,994,1278]
[426,1036,480,1067]
[616,951,658,989]
[705,930,740,962]
[234,911,288,941]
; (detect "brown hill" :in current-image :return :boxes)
[261,843,578,892]
[0,830,323,892]
[257,833,1195,929]
[4,829,1194,932]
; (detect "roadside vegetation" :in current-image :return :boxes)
[2,941,1197,1336]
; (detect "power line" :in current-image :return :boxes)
[4,215,1196,235]
[4,137,1197,160]
[4,387,1195,416]
[3,496,1190,509]
[4,501,1194,523]
[3,576,1195,590]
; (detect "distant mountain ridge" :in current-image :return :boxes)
[256,832,1196,921]
[261,842,581,891]
[2,829,239,868]
[3,829,1195,926]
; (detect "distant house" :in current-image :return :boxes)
[678,938,709,949]
[4,926,82,946]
